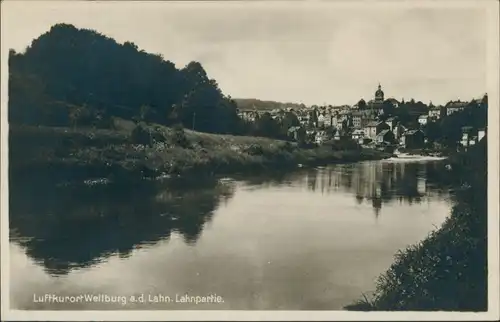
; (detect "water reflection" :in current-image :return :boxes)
[10,160,451,277]
[237,161,451,217]
[9,176,236,275]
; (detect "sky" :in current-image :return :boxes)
[0,0,491,106]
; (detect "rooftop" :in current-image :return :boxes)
[446,101,468,108]
[376,129,391,137]
[365,121,379,127]
[405,129,423,135]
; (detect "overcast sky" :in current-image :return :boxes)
[1,0,490,106]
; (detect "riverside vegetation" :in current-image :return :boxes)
[345,136,488,311]
[9,119,391,184]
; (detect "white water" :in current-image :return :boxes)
[384,153,447,163]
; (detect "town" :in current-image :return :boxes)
[237,84,487,154]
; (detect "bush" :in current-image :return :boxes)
[281,141,295,152]
[244,144,265,156]
[327,139,360,151]
[171,124,190,148]
[130,123,151,145]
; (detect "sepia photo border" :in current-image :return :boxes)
[1,0,499,320]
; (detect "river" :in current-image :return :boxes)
[9,158,453,310]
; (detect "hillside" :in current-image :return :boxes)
[8,23,241,134]
[234,98,306,111]
[9,119,391,184]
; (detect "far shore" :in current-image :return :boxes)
[9,122,394,185]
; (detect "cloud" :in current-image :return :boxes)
[2,1,488,105]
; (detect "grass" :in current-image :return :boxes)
[9,118,392,183]
[345,138,487,311]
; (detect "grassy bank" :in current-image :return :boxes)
[9,120,392,183]
[345,138,487,311]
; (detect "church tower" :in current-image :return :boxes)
[375,83,384,103]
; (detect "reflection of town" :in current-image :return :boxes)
[298,161,450,217]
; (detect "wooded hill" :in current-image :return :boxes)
[8,23,242,134]
[233,98,306,111]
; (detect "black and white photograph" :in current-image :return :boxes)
[1,0,499,320]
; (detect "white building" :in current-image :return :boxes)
[418,115,429,126]
[478,128,486,141]
[428,107,442,119]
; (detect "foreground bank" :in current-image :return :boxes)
[345,137,487,311]
[9,121,392,183]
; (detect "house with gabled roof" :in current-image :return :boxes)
[445,100,467,116]
[401,129,425,149]
[375,129,395,144]
[418,115,429,126]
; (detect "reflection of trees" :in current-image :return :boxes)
[9,176,235,275]
[303,161,449,216]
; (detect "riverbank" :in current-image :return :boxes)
[345,137,487,311]
[9,121,392,183]
[397,147,455,157]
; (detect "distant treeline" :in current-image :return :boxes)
[233,98,306,111]
[8,23,242,134]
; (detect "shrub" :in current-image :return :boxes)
[171,124,190,148]
[130,123,151,145]
[244,143,265,156]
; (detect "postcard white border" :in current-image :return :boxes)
[1,0,499,321]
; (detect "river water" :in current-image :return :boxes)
[9,158,453,310]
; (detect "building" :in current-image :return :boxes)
[297,113,310,126]
[315,130,329,145]
[317,113,326,128]
[478,128,486,141]
[367,83,385,114]
[385,117,396,131]
[375,129,395,144]
[288,126,306,142]
[445,101,467,116]
[352,110,376,129]
[324,113,334,127]
[401,130,425,149]
[393,123,406,141]
[238,111,260,122]
[428,106,444,120]
[418,115,429,126]
[364,121,379,139]
[352,129,365,141]
[364,121,391,139]
[460,126,474,147]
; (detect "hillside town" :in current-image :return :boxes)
[237,84,487,153]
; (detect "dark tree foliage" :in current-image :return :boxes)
[381,99,395,118]
[393,99,428,128]
[357,99,367,110]
[254,112,283,139]
[8,24,240,134]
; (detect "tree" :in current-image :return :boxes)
[255,112,281,138]
[280,111,300,136]
[382,100,395,117]
[423,120,441,143]
[357,99,367,110]
[8,24,242,135]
